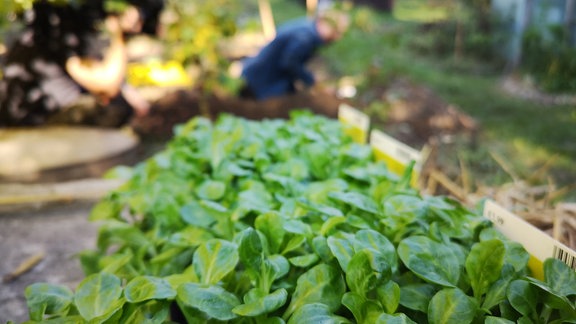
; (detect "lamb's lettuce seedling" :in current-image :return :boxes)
[20,113,575,323]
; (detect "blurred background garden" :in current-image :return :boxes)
[1,1,576,322]
[3,0,574,201]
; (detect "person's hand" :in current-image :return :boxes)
[104,16,123,37]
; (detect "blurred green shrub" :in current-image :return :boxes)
[522,24,576,93]
[406,0,505,69]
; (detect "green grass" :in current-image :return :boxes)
[393,0,449,22]
[266,0,576,199]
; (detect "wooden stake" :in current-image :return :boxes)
[429,169,467,202]
[307,0,318,17]
[3,252,45,283]
[0,179,123,207]
[258,0,276,41]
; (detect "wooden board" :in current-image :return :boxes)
[0,127,139,178]
[0,178,124,213]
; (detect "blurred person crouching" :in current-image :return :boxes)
[239,10,349,101]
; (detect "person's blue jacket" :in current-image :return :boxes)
[241,18,324,100]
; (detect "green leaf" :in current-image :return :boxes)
[103,165,134,180]
[517,315,536,324]
[232,288,288,317]
[74,272,124,321]
[300,143,333,180]
[544,258,576,296]
[400,283,437,312]
[484,317,515,324]
[287,303,351,324]
[377,280,400,314]
[523,277,576,313]
[341,292,365,323]
[398,236,463,287]
[257,317,286,324]
[272,158,310,180]
[238,227,264,271]
[328,191,379,214]
[124,276,176,303]
[376,313,418,324]
[234,187,273,218]
[283,264,346,319]
[119,300,170,324]
[341,292,382,324]
[346,249,391,295]
[482,264,516,311]
[96,221,150,252]
[382,195,426,221]
[177,283,240,321]
[22,315,85,323]
[346,214,372,230]
[268,254,290,280]
[193,239,239,285]
[507,280,538,317]
[466,239,506,299]
[354,229,398,272]
[305,179,349,205]
[289,254,319,268]
[281,234,307,255]
[255,212,286,254]
[428,288,477,324]
[312,236,334,263]
[25,283,74,321]
[320,216,348,236]
[264,173,302,194]
[327,235,355,271]
[168,227,214,247]
[89,200,120,221]
[91,304,124,323]
[503,241,530,272]
[165,272,199,290]
[199,199,228,214]
[150,247,185,265]
[179,201,216,229]
[195,179,226,200]
[283,219,312,236]
[297,198,344,218]
[226,161,253,177]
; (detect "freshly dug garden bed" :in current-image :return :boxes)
[130,88,345,138]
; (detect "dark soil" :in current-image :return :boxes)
[130,78,478,147]
[130,88,346,139]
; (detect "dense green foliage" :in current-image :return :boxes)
[406,0,504,67]
[161,0,239,93]
[21,113,576,323]
[522,24,576,93]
